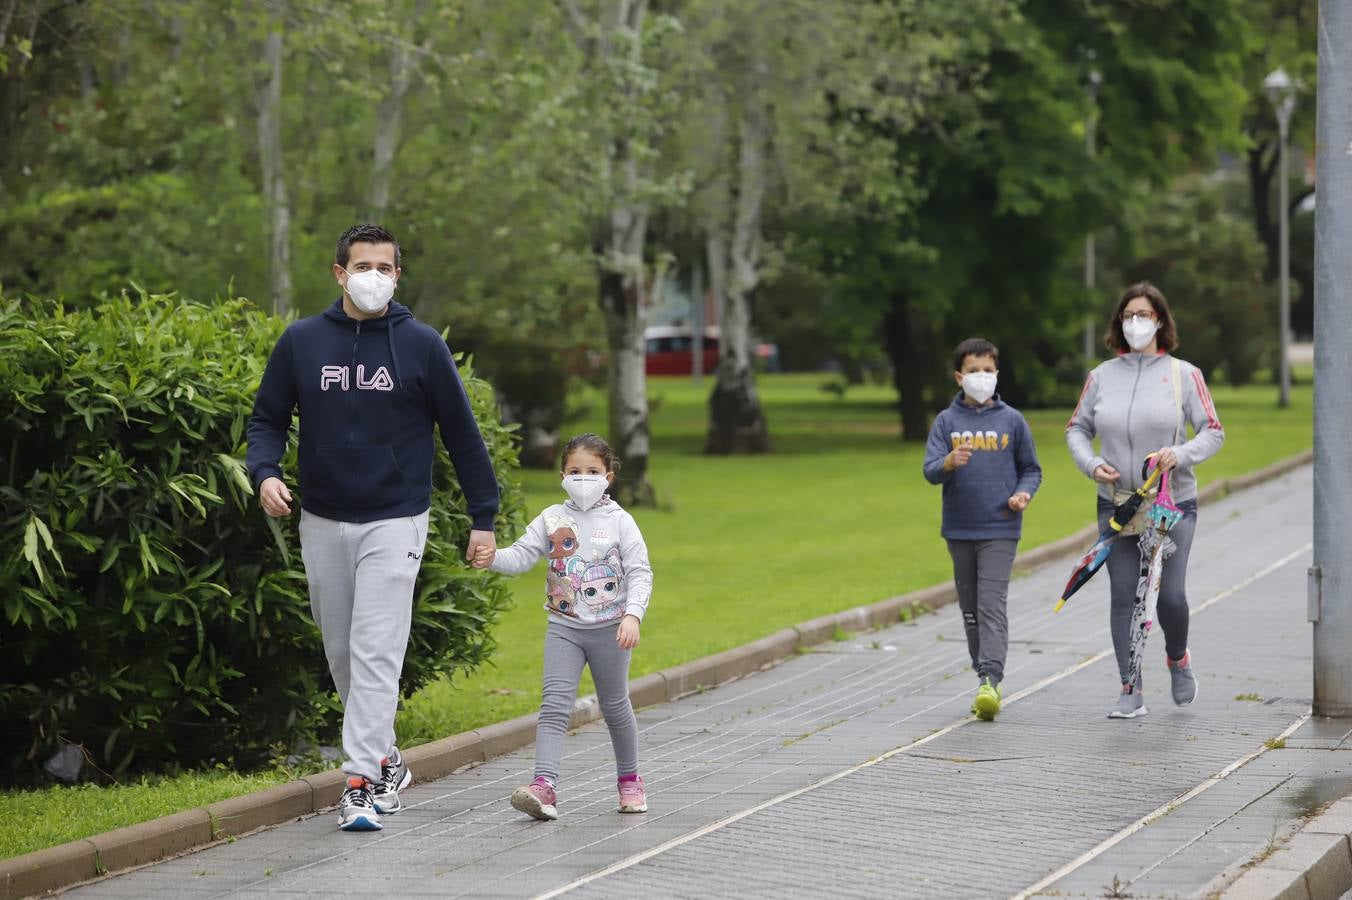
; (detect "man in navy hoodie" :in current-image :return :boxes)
[246,224,499,832]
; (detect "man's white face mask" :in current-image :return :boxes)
[345,269,395,313]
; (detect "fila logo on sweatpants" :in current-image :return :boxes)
[407,550,421,560]
[320,365,394,392]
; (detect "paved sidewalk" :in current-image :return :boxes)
[67,467,1322,899]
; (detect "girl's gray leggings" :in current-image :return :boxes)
[535,619,638,784]
[1098,499,1198,687]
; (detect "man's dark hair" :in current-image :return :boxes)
[953,337,999,372]
[336,224,401,269]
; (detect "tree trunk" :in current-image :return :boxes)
[599,192,654,506]
[591,0,655,506]
[883,292,930,442]
[257,28,292,315]
[705,91,770,455]
[1248,140,1279,282]
[367,35,416,221]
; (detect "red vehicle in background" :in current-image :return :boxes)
[644,326,719,376]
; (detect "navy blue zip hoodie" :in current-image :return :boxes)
[922,393,1042,540]
[246,298,499,529]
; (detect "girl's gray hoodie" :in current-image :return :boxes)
[1066,352,1225,502]
[491,497,652,629]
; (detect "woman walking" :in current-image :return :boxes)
[1066,282,1225,719]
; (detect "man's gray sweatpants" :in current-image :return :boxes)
[946,538,1018,685]
[535,620,638,785]
[300,509,429,784]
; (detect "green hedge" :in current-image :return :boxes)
[0,291,522,783]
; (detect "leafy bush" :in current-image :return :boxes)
[0,291,522,783]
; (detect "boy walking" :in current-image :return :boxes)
[923,338,1042,720]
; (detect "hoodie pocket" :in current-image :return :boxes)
[308,445,407,509]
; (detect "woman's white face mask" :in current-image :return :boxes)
[1123,316,1159,351]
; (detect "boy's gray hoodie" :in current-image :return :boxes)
[923,394,1042,540]
[490,497,652,628]
[1065,352,1224,502]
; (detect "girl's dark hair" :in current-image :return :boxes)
[1105,281,1179,353]
[953,337,999,371]
[561,433,621,473]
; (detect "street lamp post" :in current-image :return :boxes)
[1265,67,1297,409]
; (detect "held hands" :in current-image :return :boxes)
[466,529,496,569]
[259,477,293,517]
[1007,492,1032,512]
[1092,464,1121,485]
[944,442,974,472]
[617,614,641,650]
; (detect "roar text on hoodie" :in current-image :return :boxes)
[245,298,499,527]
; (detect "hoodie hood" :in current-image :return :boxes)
[947,392,1008,414]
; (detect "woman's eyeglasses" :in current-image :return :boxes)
[1121,311,1158,323]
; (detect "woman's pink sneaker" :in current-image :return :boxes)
[511,778,558,821]
[617,775,648,813]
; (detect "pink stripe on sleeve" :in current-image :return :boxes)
[1190,369,1222,429]
[1066,374,1095,430]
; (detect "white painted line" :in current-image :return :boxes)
[535,541,1313,900]
[1010,711,1312,900]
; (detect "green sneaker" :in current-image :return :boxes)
[973,678,1001,721]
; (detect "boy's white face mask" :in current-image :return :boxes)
[562,474,609,509]
[961,371,997,404]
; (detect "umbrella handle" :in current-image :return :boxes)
[1140,452,1159,481]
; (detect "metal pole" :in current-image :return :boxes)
[1312,0,1352,717]
[1083,70,1101,370]
[1277,105,1292,408]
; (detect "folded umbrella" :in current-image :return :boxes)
[1053,459,1164,612]
[1125,466,1183,689]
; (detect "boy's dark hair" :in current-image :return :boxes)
[336,223,401,269]
[1105,281,1179,353]
[561,432,622,473]
[953,337,999,372]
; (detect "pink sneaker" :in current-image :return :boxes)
[510,778,558,821]
[617,775,647,813]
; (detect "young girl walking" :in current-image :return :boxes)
[488,433,653,820]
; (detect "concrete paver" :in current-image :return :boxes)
[66,467,1319,899]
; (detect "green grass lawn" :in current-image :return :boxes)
[1,370,1313,860]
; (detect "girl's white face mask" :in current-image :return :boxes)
[345,269,396,313]
[1123,317,1159,351]
[961,371,997,404]
[562,474,609,509]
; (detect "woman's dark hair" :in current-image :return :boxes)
[561,432,621,473]
[1105,281,1179,353]
[953,337,999,372]
[336,223,401,269]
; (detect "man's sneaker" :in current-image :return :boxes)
[337,776,382,831]
[1168,651,1198,706]
[511,777,558,821]
[1108,687,1148,719]
[972,678,1002,721]
[373,747,412,814]
[617,775,647,813]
